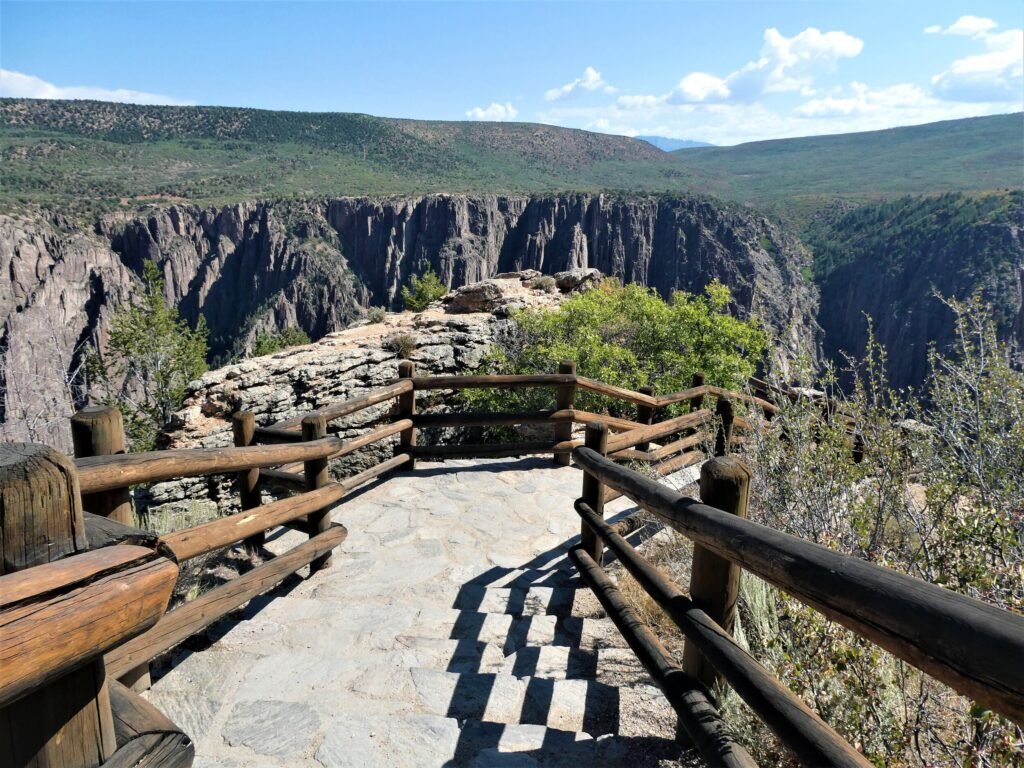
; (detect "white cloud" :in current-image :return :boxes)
[726,27,864,100]
[930,21,1023,102]
[544,66,616,102]
[0,69,192,105]
[797,81,933,117]
[924,24,943,35]
[615,26,863,108]
[465,102,518,121]
[668,72,730,103]
[943,15,999,36]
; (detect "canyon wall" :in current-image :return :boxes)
[1,194,817,448]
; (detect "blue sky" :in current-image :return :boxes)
[1,1,1021,144]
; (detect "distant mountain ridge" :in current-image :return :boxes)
[636,135,714,151]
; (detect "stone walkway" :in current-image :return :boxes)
[143,457,701,767]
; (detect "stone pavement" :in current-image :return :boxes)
[143,457,703,767]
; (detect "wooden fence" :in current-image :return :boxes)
[1,364,1020,767]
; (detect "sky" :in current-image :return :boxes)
[1,0,1021,145]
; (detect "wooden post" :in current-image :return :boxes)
[688,371,706,414]
[714,397,734,457]
[397,360,417,470]
[553,360,576,466]
[0,444,117,767]
[579,422,609,565]
[302,414,332,573]
[70,405,132,525]
[233,411,264,556]
[683,455,751,692]
[635,385,656,451]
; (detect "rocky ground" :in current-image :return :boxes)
[145,269,599,520]
[144,456,704,767]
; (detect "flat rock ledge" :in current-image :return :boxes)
[144,457,703,767]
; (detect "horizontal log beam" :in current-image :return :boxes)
[106,524,347,679]
[569,409,644,432]
[260,468,306,489]
[574,499,869,767]
[705,386,779,415]
[573,447,1024,725]
[576,377,660,407]
[605,409,713,454]
[161,484,348,561]
[0,546,178,708]
[569,546,756,768]
[76,437,342,493]
[413,411,563,428]
[273,380,413,429]
[652,385,712,407]
[330,419,412,458]
[409,442,557,460]
[603,451,703,505]
[410,374,576,390]
[253,425,303,444]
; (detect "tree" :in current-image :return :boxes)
[90,260,208,449]
[251,327,311,357]
[466,279,766,416]
[401,268,447,311]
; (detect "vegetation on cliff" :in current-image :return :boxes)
[88,261,209,449]
[465,279,766,417]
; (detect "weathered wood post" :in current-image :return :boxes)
[233,411,264,556]
[302,413,332,573]
[0,444,117,767]
[70,405,132,525]
[397,360,417,470]
[684,455,751,692]
[688,372,706,414]
[635,385,656,451]
[714,397,734,457]
[579,422,609,565]
[553,360,577,466]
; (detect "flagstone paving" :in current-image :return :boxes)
[143,457,703,767]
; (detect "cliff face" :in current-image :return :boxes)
[0,193,817,449]
[815,192,1024,389]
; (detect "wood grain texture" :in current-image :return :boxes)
[272,380,413,429]
[161,484,347,562]
[573,498,870,768]
[604,409,713,454]
[570,546,756,768]
[576,377,660,407]
[71,407,133,524]
[105,525,347,679]
[579,423,609,564]
[303,415,332,573]
[0,443,87,573]
[573,447,1024,726]
[397,361,417,471]
[75,438,343,493]
[684,457,751,690]
[553,361,577,467]
[331,419,412,458]
[0,546,177,708]
[108,679,194,767]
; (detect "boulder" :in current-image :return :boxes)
[554,268,601,292]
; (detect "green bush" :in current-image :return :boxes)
[385,332,417,359]
[88,260,208,450]
[465,279,766,417]
[725,293,1024,766]
[251,327,311,357]
[401,269,447,311]
[366,306,387,323]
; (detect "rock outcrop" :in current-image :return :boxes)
[1,194,818,449]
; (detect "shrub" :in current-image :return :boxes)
[366,306,387,323]
[401,268,447,311]
[88,260,208,450]
[385,332,417,359]
[251,327,311,357]
[722,294,1024,766]
[534,275,557,293]
[465,279,766,417]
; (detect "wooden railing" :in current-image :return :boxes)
[2,364,1020,767]
[570,425,1024,767]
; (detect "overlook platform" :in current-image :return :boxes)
[143,458,700,767]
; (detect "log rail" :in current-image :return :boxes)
[3,366,1019,767]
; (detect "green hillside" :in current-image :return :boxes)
[670,114,1023,225]
[0,99,693,215]
[1,100,1020,224]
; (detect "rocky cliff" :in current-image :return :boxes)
[0,194,817,448]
